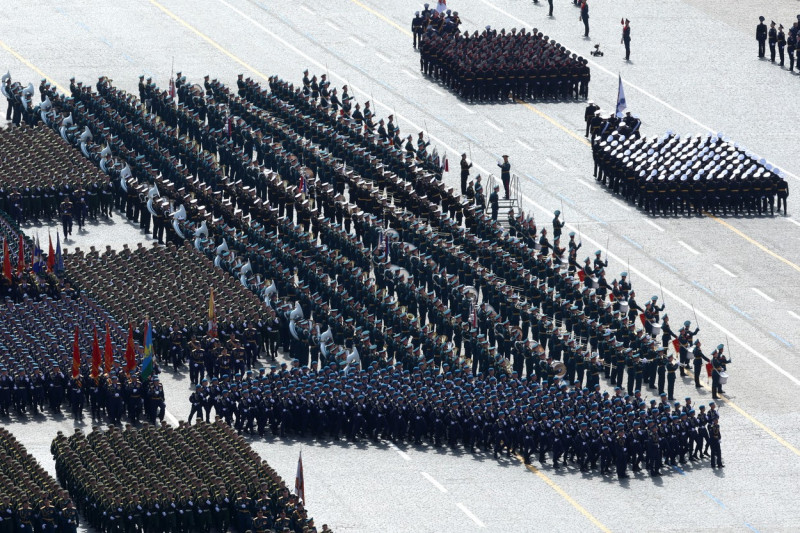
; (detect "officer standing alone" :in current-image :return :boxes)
[621,19,631,61]
[497,155,511,199]
[757,16,767,58]
[460,153,472,195]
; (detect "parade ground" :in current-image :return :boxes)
[2,0,800,531]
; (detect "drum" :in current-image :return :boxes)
[718,371,728,385]
[650,324,662,336]
[591,277,599,289]
[619,301,629,314]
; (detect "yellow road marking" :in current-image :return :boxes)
[0,38,68,94]
[515,454,612,533]
[516,99,591,147]
[148,0,271,83]
[706,213,800,274]
[347,0,413,37]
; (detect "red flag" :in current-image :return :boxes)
[444,157,449,172]
[608,293,615,301]
[104,323,114,374]
[124,323,136,374]
[672,339,680,354]
[169,77,176,99]
[72,326,81,378]
[2,238,10,281]
[577,270,585,283]
[639,313,646,326]
[16,234,24,275]
[47,234,55,272]
[294,451,305,504]
[705,362,713,379]
[91,327,101,379]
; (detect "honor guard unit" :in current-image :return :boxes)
[590,116,789,216]
[417,8,590,102]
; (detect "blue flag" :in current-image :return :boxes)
[32,236,42,274]
[141,321,154,380]
[55,233,64,273]
[615,74,627,118]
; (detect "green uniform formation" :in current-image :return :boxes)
[0,427,78,533]
[52,420,319,532]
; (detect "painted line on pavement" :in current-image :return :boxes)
[622,235,642,249]
[730,305,752,320]
[420,471,448,493]
[347,0,412,36]
[787,218,800,227]
[348,35,365,47]
[427,85,444,96]
[402,69,418,80]
[709,214,800,274]
[577,180,597,191]
[100,37,113,47]
[299,5,315,15]
[516,139,533,151]
[0,38,68,93]
[374,51,390,63]
[159,0,800,463]
[678,240,700,255]
[485,120,503,133]
[457,103,475,114]
[645,220,664,232]
[389,443,411,461]
[456,503,486,528]
[516,455,611,532]
[713,264,736,278]
[770,332,792,348]
[788,310,800,321]
[324,20,340,31]
[611,199,632,212]
[656,258,677,272]
[751,287,774,302]
[692,280,713,295]
[702,490,727,510]
[546,158,565,171]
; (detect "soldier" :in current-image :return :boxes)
[497,155,511,199]
[460,153,472,194]
[709,418,724,468]
[768,21,778,62]
[580,0,590,37]
[778,24,787,66]
[621,19,631,61]
[757,16,768,58]
[489,185,499,221]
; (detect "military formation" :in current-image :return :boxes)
[756,15,800,71]
[588,108,789,216]
[417,12,590,102]
[52,420,319,532]
[195,362,726,478]
[0,427,79,532]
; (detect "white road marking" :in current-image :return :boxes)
[645,220,664,232]
[787,218,800,227]
[485,120,503,133]
[427,85,444,96]
[457,103,475,114]
[218,0,800,389]
[374,51,390,63]
[611,199,632,211]
[714,263,737,277]
[545,158,564,171]
[348,35,365,47]
[420,472,448,493]
[678,240,700,255]
[299,5,315,15]
[324,20,340,31]
[402,69,418,80]
[788,311,800,321]
[515,139,533,151]
[456,503,486,528]
[751,287,775,302]
[577,180,597,190]
[389,443,411,461]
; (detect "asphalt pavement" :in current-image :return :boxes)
[2,0,800,531]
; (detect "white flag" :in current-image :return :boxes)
[615,74,627,118]
[294,451,305,504]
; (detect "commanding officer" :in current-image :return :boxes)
[692,340,710,388]
[580,0,590,37]
[621,19,631,61]
[497,155,511,199]
[757,16,768,58]
[489,185,500,221]
[460,153,472,195]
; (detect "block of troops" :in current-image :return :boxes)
[0,123,112,226]
[194,360,725,479]
[27,72,735,431]
[52,420,319,532]
[590,116,789,216]
[62,242,266,373]
[0,291,167,425]
[0,210,61,302]
[419,24,590,102]
[0,426,79,532]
